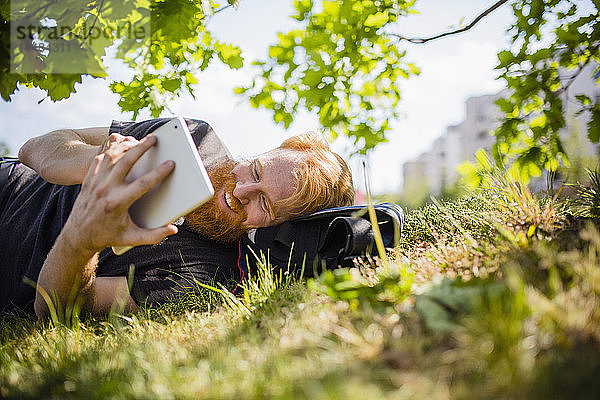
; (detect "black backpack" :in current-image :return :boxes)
[239,203,404,278]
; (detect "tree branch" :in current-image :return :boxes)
[214,4,233,14]
[82,0,105,43]
[197,3,232,23]
[390,0,510,44]
[559,43,600,94]
[27,1,57,21]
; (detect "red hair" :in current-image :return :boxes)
[274,132,354,220]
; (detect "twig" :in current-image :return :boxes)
[82,0,105,43]
[26,1,57,20]
[214,4,233,14]
[201,4,233,21]
[559,43,600,94]
[390,0,509,44]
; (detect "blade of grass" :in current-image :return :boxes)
[362,159,387,265]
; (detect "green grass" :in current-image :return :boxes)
[2,169,600,399]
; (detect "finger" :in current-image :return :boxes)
[113,134,138,146]
[122,224,178,246]
[119,160,175,206]
[82,153,107,187]
[93,134,142,178]
[99,133,126,153]
[102,135,145,161]
[110,135,158,180]
[115,139,138,152]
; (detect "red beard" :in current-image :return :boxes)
[185,159,248,244]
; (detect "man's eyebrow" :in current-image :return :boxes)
[256,158,276,222]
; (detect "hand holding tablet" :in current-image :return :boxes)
[112,117,214,255]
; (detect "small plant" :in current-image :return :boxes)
[308,262,414,313]
[570,168,600,219]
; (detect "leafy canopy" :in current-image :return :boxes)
[1,0,599,164]
[1,0,243,118]
[492,0,600,180]
[236,0,419,153]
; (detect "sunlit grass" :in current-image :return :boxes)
[1,168,600,399]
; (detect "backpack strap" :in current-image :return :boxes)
[240,203,404,278]
[318,217,374,264]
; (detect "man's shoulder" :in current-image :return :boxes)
[109,117,213,139]
[109,117,232,169]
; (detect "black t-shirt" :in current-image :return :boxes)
[0,118,241,312]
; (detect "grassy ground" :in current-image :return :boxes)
[1,169,600,399]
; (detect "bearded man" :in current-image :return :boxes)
[0,118,354,318]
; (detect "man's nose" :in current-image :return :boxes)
[232,181,260,204]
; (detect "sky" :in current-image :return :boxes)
[0,0,518,193]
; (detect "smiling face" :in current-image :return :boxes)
[185,150,304,243]
[228,148,303,228]
[186,132,355,244]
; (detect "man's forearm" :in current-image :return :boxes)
[34,226,99,318]
[19,127,107,185]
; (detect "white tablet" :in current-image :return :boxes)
[112,117,214,255]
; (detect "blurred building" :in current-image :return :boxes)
[402,65,600,197]
[402,92,505,196]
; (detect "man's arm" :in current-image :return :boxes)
[35,233,139,315]
[34,134,178,318]
[18,127,118,185]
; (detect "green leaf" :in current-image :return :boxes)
[161,77,180,92]
[322,0,339,16]
[216,42,243,69]
[268,46,286,60]
[364,11,389,28]
[588,107,600,143]
[415,278,508,333]
[576,94,592,106]
[302,69,322,86]
[185,72,198,85]
[293,0,313,19]
[497,50,513,66]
